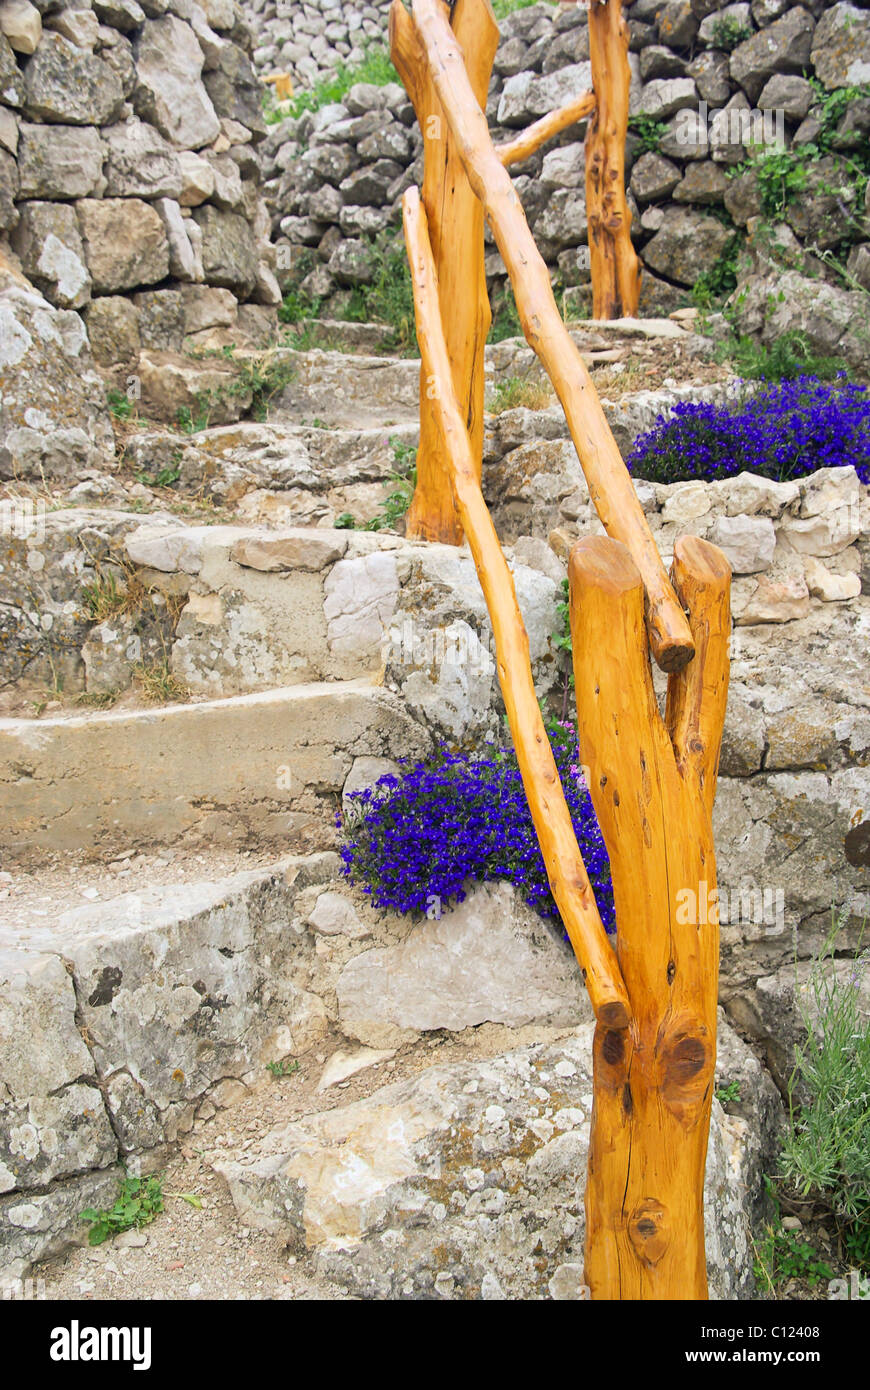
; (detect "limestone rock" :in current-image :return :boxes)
[642,207,733,285]
[85,295,141,370]
[76,198,169,293]
[811,2,870,92]
[497,62,593,127]
[17,123,105,199]
[133,16,221,150]
[216,1020,781,1300]
[0,950,117,1193]
[231,531,347,573]
[102,117,183,199]
[337,881,591,1048]
[0,257,113,472]
[708,514,776,574]
[11,201,91,309]
[193,205,259,296]
[0,0,40,55]
[729,7,816,102]
[22,32,124,125]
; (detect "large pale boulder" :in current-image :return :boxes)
[102,117,183,199]
[337,881,592,1047]
[11,201,91,309]
[811,2,870,91]
[216,1020,782,1300]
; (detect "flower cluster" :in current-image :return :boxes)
[338,722,615,933]
[627,376,870,487]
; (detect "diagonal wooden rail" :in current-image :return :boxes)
[402,184,630,1030]
[402,0,693,673]
[496,91,597,167]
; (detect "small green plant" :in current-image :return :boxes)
[628,113,669,154]
[715,1080,742,1106]
[753,1214,835,1293]
[692,235,741,309]
[361,437,417,532]
[80,569,131,623]
[133,657,189,704]
[551,577,574,722]
[723,330,849,382]
[488,286,522,343]
[347,234,415,352]
[136,455,182,490]
[282,44,399,120]
[333,512,357,529]
[490,375,554,414]
[266,1057,300,1078]
[81,1175,164,1246]
[709,16,752,51]
[778,914,870,1270]
[107,388,135,421]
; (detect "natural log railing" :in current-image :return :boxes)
[391,0,732,1300]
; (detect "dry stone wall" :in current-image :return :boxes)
[0,0,281,471]
[262,0,870,355]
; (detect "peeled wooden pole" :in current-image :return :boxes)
[390,0,498,544]
[403,185,630,1030]
[570,534,730,1300]
[497,91,596,167]
[585,0,641,318]
[406,0,693,672]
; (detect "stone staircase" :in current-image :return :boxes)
[1,322,865,1299]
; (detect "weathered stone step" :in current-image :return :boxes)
[214,1014,782,1302]
[0,680,429,861]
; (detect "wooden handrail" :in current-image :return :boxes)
[407,0,694,672]
[497,91,597,167]
[403,184,631,1030]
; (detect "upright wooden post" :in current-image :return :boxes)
[390,0,498,544]
[399,0,694,671]
[585,0,641,318]
[570,535,731,1299]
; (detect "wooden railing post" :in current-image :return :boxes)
[585,0,641,319]
[569,535,731,1299]
[397,0,694,671]
[390,0,498,544]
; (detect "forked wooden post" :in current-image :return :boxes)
[585,0,641,318]
[390,0,498,544]
[570,535,731,1299]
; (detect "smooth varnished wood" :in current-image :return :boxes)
[585,0,641,318]
[403,0,694,672]
[497,91,596,167]
[403,186,631,1030]
[569,535,730,1300]
[390,0,498,545]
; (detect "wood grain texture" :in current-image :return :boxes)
[497,91,596,167]
[404,0,694,672]
[403,185,631,1029]
[569,534,730,1299]
[390,0,498,545]
[585,0,641,318]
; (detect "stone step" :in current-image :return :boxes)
[213,1013,782,1302]
[0,507,564,716]
[0,679,429,861]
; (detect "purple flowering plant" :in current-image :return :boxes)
[338,719,615,933]
[627,375,870,487]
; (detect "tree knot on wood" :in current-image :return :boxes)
[627,1199,670,1268]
